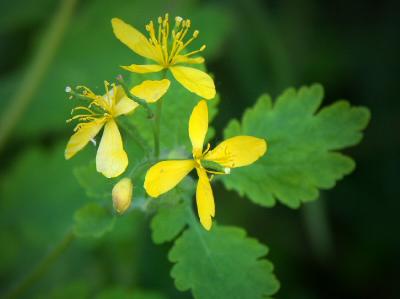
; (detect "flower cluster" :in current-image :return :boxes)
[65,14,267,230]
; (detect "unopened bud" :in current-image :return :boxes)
[201,160,227,174]
[112,178,133,214]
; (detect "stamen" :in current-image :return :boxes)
[183,45,206,57]
[175,16,183,25]
[71,106,96,115]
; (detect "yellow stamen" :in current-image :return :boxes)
[144,14,205,67]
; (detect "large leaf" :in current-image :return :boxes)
[169,224,279,299]
[221,84,370,208]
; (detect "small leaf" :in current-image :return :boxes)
[150,177,195,244]
[169,224,280,299]
[151,201,189,244]
[73,203,115,238]
[222,84,370,208]
[74,161,113,199]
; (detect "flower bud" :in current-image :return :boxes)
[112,178,133,214]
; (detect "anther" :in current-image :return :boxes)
[193,30,199,38]
[65,86,72,93]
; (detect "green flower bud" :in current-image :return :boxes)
[112,178,133,214]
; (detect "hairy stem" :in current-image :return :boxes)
[5,230,75,299]
[0,0,78,153]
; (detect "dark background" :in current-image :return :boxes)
[0,0,398,298]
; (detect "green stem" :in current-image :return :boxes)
[118,119,150,155]
[153,70,168,158]
[0,0,78,153]
[116,76,154,119]
[5,230,75,299]
[154,99,163,158]
[302,198,333,262]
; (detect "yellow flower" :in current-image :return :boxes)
[65,80,169,178]
[111,14,216,100]
[112,178,133,214]
[144,100,267,230]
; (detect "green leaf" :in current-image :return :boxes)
[221,84,370,208]
[150,177,195,244]
[73,161,113,199]
[169,224,280,299]
[151,201,189,244]
[73,203,115,238]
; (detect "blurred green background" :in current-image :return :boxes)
[0,0,397,298]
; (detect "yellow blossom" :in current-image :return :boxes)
[111,14,216,100]
[65,80,168,178]
[112,178,133,214]
[144,100,267,230]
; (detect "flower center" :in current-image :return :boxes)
[66,83,115,129]
[145,14,206,66]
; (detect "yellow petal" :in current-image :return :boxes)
[174,55,205,64]
[96,119,128,178]
[144,160,195,198]
[189,100,208,158]
[111,18,160,63]
[204,136,267,168]
[114,97,139,116]
[196,168,215,231]
[130,79,171,103]
[169,66,216,100]
[122,64,164,74]
[65,119,105,160]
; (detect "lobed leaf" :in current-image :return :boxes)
[169,224,280,299]
[221,84,370,208]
